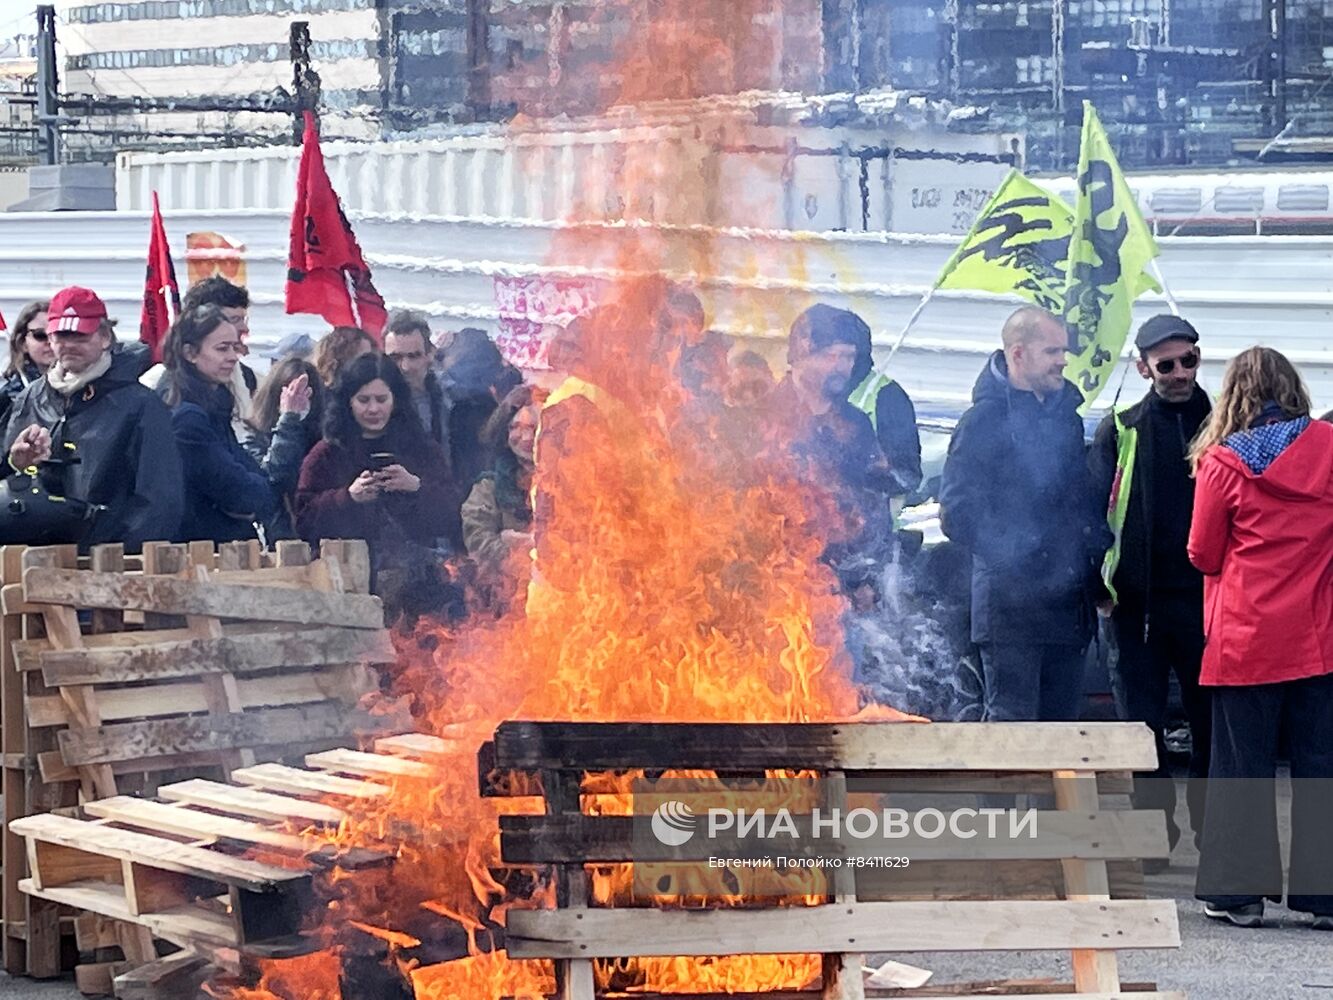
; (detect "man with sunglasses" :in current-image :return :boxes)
[1090,313,1213,861]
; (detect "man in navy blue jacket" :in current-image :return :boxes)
[939,306,1108,721]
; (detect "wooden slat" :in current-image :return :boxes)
[82,797,310,853]
[157,779,347,825]
[17,878,236,949]
[55,703,403,768]
[855,859,1146,902]
[492,722,1159,773]
[230,762,390,800]
[1055,770,1121,992]
[9,813,304,890]
[25,625,393,684]
[27,671,362,727]
[112,949,211,1000]
[305,748,434,780]
[504,899,1181,959]
[846,770,1133,797]
[498,809,1168,864]
[21,566,384,630]
[375,732,464,759]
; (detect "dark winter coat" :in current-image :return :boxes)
[939,351,1108,646]
[766,377,895,565]
[874,379,924,498]
[245,411,321,540]
[412,371,454,456]
[439,332,521,501]
[294,428,453,561]
[1089,385,1212,615]
[2,345,183,551]
[1190,419,1333,687]
[169,371,278,545]
[0,362,41,429]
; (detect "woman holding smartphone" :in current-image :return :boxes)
[295,354,453,574]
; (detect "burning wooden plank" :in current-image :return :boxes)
[492,721,1158,773]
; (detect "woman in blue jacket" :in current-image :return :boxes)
[162,304,279,543]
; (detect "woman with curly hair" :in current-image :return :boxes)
[1188,346,1333,930]
[461,384,545,607]
[313,326,376,389]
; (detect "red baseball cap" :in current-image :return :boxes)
[47,286,108,335]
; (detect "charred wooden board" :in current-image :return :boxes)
[491,722,1158,774]
[497,809,1167,864]
[56,703,407,768]
[21,566,384,629]
[19,624,394,684]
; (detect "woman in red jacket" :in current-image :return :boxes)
[1187,346,1333,930]
[295,353,454,597]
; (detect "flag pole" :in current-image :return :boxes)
[882,284,937,368]
[1149,258,1180,317]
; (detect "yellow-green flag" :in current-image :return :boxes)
[935,168,1074,312]
[1062,102,1160,403]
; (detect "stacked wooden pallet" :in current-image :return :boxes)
[0,538,397,994]
[6,735,447,997]
[490,721,1186,1000]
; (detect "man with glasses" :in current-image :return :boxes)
[1090,314,1213,861]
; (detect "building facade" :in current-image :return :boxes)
[50,0,1333,170]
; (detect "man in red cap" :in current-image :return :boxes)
[4,286,182,551]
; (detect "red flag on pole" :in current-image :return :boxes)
[285,111,387,341]
[140,192,180,363]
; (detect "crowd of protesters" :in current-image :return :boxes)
[0,277,1329,929]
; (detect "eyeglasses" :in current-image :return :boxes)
[1154,351,1199,375]
[25,331,48,342]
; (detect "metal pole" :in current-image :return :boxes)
[35,5,59,165]
[290,20,319,144]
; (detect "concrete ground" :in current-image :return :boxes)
[1,775,1327,999]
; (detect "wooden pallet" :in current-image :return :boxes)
[490,721,1185,1000]
[0,537,395,990]
[6,735,443,992]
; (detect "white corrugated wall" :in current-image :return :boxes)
[0,209,1327,433]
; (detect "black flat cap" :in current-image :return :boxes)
[1135,314,1199,352]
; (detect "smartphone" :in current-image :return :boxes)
[369,452,396,471]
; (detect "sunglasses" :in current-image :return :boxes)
[1153,351,1199,375]
[25,330,49,342]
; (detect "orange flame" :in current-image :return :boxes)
[232,4,920,998]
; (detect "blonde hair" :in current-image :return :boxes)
[1188,346,1311,474]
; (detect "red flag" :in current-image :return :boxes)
[285,111,387,341]
[140,192,180,363]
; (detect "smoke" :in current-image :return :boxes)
[846,561,983,722]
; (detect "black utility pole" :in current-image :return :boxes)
[290,20,321,142]
[35,5,59,164]
[1261,0,1287,136]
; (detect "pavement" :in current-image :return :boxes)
[1,775,1328,999]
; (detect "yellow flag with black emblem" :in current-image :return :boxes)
[935,169,1074,312]
[1062,102,1161,404]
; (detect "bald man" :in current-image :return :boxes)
[939,306,1109,721]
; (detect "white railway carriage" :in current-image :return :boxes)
[1042,168,1333,236]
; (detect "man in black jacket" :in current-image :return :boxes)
[1090,314,1212,852]
[940,306,1107,721]
[5,286,183,551]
